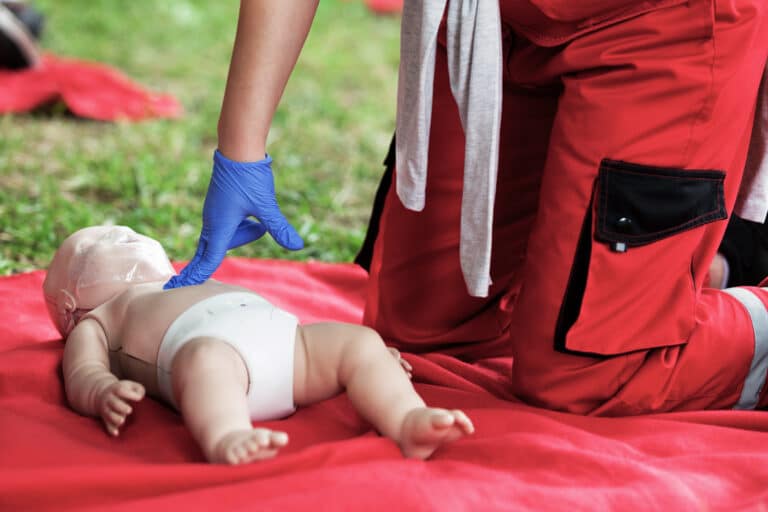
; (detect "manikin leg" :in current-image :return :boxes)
[294,323,473,459]
[171,337,288,464]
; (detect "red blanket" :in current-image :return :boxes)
[0,54,181,120]
[2,258,768,511]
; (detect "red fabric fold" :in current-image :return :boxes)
[366,0,403,14]
[0,54,181,120]
[1,258,768,511]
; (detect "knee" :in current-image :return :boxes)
[354,326,388,358]
[339,326,388,376]
[511,354,630,415]
[172,338,245,385]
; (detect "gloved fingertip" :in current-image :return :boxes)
[162,263,210,289]
[163,274,191,290]
[274,227,304,251]
[286,234,304,251]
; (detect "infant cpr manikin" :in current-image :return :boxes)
[44,225,299,419]
[45,225,474,465]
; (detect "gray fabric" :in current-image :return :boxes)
[396,3,768,296]
[735,61,768,224]
[396,0,502,298]
[723,287,768,410]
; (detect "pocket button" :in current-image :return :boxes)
[611,217,632,252]
[615,217,633,231]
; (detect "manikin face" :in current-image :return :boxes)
[43,225,175,337]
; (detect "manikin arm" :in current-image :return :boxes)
[217,0,320,161]
[63,318,145,436]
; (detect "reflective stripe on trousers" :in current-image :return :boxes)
[724,288,768,409]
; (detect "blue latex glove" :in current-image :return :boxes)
[164,150,303,289]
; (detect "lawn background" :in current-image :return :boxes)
[0,0,401,274]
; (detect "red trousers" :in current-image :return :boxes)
[364,0,768,415]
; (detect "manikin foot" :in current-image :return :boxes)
[209,428,289,465]
[398,408,474,460]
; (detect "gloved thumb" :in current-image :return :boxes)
[261,214,304,251]
[228,219,268,250]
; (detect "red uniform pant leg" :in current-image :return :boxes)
[364,0,768,415]
[506,0,768,414]
[363,37,559,358]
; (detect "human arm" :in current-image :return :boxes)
[165,0,319,289]
[218,0,320,161]
[62,318,145,436]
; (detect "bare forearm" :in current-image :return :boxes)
[218,0,320,161]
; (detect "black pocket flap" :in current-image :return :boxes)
[595,159,727,247]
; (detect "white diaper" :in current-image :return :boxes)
[157,292,298,421]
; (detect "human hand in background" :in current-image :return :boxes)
[707,253,729,289]
[165,150,304,289]
[388,347,413,379]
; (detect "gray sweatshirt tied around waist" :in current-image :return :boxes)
[396,0,502,298]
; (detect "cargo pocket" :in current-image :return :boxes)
[555,159,726,356]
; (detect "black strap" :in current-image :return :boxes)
[354,134,396,271]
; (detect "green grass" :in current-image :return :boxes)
[0,0,401,274]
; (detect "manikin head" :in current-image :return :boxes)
[43,225,175,337]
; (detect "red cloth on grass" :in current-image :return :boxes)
[1,257,768,511]
[0,54,181,120]
[366,0,403,15]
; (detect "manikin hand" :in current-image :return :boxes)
[165,150,304,289]
[97,380,145,436]
[388,347,413,379]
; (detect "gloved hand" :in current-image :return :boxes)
[164,150,304,289]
